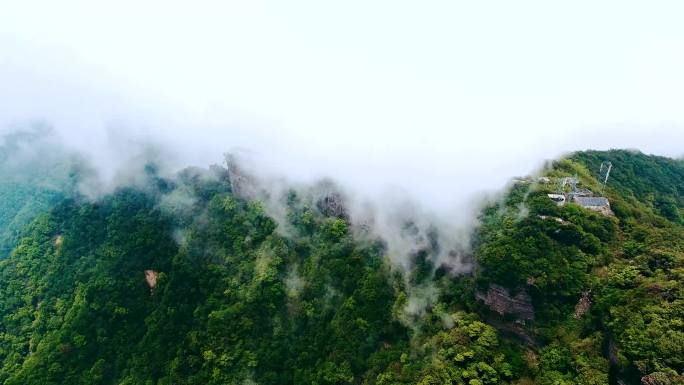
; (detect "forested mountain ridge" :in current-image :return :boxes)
[475,150,683,384]
[0,127,85,258]
[0,147,681,385]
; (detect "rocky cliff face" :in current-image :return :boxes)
[640,372,683,385]
[226,155,255,199]
[574,290,591,319]
[316,192,348,219]
[476,284,535,321]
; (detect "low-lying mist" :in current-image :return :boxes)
[0,118,679,328]
[0,124,484,273]
[0,124,495,324]
[0,116,680,279]
[2,1,684,328]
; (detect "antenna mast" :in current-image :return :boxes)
[599,161,612,194]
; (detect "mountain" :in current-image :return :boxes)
[0,146,681,385]
[0,126,86,258]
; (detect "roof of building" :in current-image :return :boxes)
[574,196,609,207]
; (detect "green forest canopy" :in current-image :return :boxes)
[0,146,681,385]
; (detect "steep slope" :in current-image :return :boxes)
[0,149,681,385]
[0,163,520,385]
[572,150,684,223]
[474,150,683,384]
[0,127,84,258]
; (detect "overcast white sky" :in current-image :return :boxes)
[1,1,683,209]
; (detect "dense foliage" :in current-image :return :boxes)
[572,150,684,224]
[0,127,84,258]
[475,151,684,384]
[0,146,681,385]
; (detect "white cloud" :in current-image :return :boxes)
[1,0,683,213]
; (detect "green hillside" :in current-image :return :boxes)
[0,149,681,385]
[0,127,84,258]
[475,150,683,384]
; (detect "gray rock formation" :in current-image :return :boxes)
[641,372,683,385]
[316,192,348,219]
[476,284,534,321]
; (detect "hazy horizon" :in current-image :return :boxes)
[2,1,683,212]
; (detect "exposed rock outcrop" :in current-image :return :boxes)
[225,154,259,199]
[316,192,348,219]
[144,270,159,291]
[574,290,591,319]
[476,284,534,321]
[641,372,684,385]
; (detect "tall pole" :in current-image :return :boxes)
[600,162,612,195]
